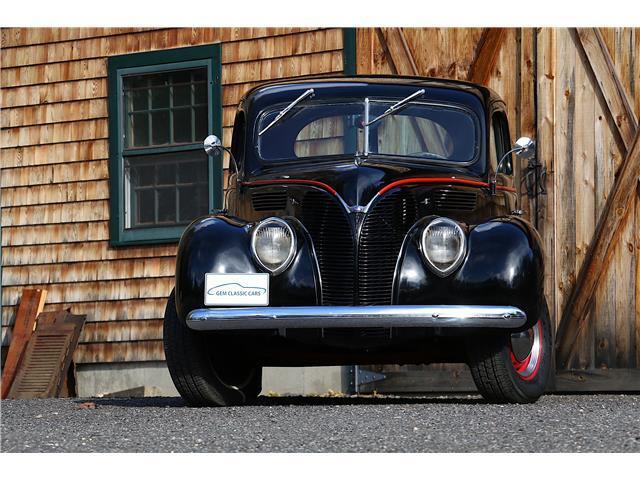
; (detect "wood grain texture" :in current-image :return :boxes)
[575,28,638,151]
[468,28,507,85]
[557,131,640,367]
[536,28,557,322]
[1,289,47,398]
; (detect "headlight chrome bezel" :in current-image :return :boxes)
[420,217,467,277]
[250,217,297,275]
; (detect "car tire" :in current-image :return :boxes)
[163,290,262,407]
[467,302,553,404]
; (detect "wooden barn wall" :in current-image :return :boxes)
[1,27,347,364]
[356,27,640,381]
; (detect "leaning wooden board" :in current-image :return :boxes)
[8,311,86,399]
[1,289,47,399]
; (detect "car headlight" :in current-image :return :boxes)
[251,217,296,274]
[420,217,467,277]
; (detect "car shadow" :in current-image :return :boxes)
[85,393,484,408]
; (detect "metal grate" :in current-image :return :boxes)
[300,191,355,305]
[358,190,419,305]
[430,188,477,212]
[251,190,288,211]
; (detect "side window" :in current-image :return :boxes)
[108,45,222,245]
[492,111,513,175]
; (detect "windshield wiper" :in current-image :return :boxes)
[258,88,315,136]
[364,88,425,127]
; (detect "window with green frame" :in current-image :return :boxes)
[108,44,222,246]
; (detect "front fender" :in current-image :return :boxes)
[175,215,320,320]
[394,216,545,329]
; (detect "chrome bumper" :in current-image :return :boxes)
[186,305,526,331]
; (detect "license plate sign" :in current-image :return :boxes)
[204,273,269,306]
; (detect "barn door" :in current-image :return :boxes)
[354,27,640,393]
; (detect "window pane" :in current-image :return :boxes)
[157,187,176,223]
[194,105,208,142]
[130,113,149,147]
[125,151,209,229]
[130,89,148,111]
[137,189,155,225]
[133,164,154,187]
[157,162,176,185]
[123,67,208,149]
[151,86,170,109]
[151,111,170,145]
[194,83,207,104]
[173,84,191,107]
[173,108,192,143]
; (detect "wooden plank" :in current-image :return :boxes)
[0,28,320,68]
[1,99,108,128]
[3,257,175,286]
[467,28,507,85]
[1,200,110,227]
[2,240,176,265]
[556,131,640,367]
[8,312,86,399]
[1,140,109,169]
[1,289,48,398]
[1,159,108,188]
[2,298,168,327]
[1,58,107,88]
[1,119,108,148]
[536,28,557,322]
[222,51,342,86]
[593,244,616,368]
[614,201,636,367]
[554,28,577,322]
[356,28,375,75]
[574,45,596,272]
[1,27,160,48]
[0,29,341,88]
[555,369,640,392]
[221,28,341,65]
[74,340,165,364]
[637,187,640,368]
[2,277,175,306]
[377,28,419,75]
[2,222,110,247]
[1,79,107,108]
[1,180,109,208]
[575,28,638,152]
[80,319,164,343]
[517,28,537,219]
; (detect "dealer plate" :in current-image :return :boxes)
[204,273,269,306]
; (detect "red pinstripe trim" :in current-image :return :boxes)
[377,177,517,195]
[241,179,338,196]
[242,177,517,198]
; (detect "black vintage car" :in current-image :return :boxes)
[163,76,551,406]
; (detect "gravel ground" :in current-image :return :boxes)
[1,394,639,452]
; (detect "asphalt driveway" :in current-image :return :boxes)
[1,394,639,452]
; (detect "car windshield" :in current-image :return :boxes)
[257,99,479,163]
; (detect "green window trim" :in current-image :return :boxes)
[108,44,222,246]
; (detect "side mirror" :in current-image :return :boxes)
[491,136,536,195]
[514,136,535,160]
[203,134,223,156]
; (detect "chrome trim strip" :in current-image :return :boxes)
[186,305,526,331]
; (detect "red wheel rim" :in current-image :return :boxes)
[509,320,543,381]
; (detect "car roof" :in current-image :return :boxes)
[242,75,502,105]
